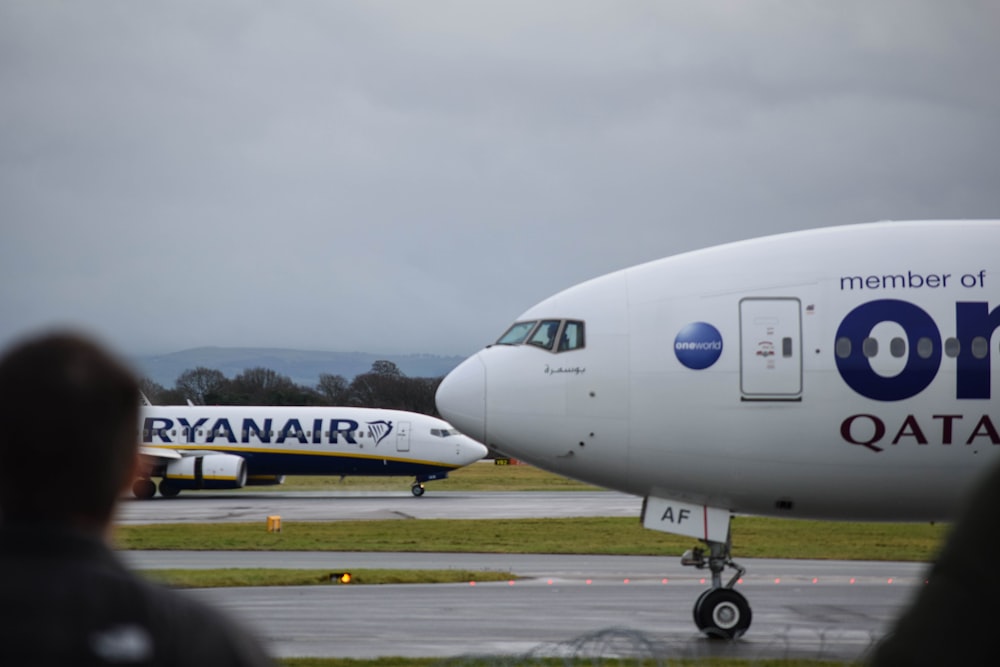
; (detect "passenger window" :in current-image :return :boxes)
[496,321,537,345]
[945,338,960,358]
[890,338,906,358]
[835,337,851,358]
[917,338,934,359]
[972,336,989,359]
[862,338,878,358]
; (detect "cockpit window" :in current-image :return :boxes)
[559,320,585,351]
[496,321,537,345]
[431,428,460,437]
[494,319,585,353]
[528,320,561,349]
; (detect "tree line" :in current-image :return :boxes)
[139,360,441,415]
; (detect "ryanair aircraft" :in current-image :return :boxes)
[137,405,487,498]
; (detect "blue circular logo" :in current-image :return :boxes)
[674,322,724,370]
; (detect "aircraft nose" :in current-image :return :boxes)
[436,353,487,445]
[461,438,489,463]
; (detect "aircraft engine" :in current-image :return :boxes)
[163,453,247,490]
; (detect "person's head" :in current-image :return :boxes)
[0,331,140,527]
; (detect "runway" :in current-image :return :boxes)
[116,489,644,524]
[116,491,929,661]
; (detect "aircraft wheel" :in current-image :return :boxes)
[411,483,425,497]
[158,480,181,498]
[132,478,156,500]
[693,588,713,629]
[694,588,752,639]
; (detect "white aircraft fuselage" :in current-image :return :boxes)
[437,220,1000,638]
[138,405,487,498]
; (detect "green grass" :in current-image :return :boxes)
[116,515,947,562]
[140,568,516,588]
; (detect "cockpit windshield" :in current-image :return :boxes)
[430,428,460,437]
[496,321,536,345]
[494,319,585,353]
[528,320,561,349]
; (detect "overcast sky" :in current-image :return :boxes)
[2,1,999,358]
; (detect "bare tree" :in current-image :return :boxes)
[316,373,349,405]
[174,367,228,405]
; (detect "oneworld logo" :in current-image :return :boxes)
[674,322,724,370]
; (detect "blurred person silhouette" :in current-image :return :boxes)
[0,331,273,666]
[870,456,1000,666]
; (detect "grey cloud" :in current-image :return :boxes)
[1,1,998,358]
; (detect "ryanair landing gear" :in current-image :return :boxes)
[158,479,181,498]
[132,478,156,499]
[681,537,751,639]
[411,472,447,496]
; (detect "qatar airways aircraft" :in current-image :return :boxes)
[136,405,487,498]
[436,220,1000,639]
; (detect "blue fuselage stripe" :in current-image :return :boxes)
[233,451,455,476]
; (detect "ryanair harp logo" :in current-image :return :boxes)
[367,420,394,446]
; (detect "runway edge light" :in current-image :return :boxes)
[329,572,353,584]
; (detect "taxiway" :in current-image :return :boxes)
[117,491,927,661]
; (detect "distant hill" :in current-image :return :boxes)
[133,347,467,388]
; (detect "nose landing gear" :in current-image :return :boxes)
[411,471,449,496]
[681,537,752,639]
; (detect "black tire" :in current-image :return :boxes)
[158,479,181,498]
[132,478,156,500]
[695,588,752,639]
[411,484,425,497]
[692,588,713,629]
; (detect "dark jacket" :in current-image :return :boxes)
[869,459,1000,666]
[0,524,272,666]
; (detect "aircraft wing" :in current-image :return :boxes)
[139,445,182,462]
[139,446,232,462]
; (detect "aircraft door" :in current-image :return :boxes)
[739,298,802,400]
[396,421,411,452]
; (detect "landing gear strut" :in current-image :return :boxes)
[411,472,448,496]
[681,536,752,639]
